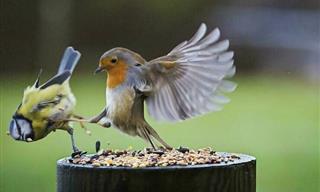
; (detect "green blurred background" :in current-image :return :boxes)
[1,0,319,192]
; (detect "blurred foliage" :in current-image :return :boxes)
[2,0,319,73]
[1,0,213,72]
[0,75,319,192]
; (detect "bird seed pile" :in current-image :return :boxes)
[69,147,240,168]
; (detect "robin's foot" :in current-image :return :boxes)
[99,121,111,128]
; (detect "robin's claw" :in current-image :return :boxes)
[101,122,111,128]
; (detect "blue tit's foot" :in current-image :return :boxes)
[71,150,87,158]
[70,140,87,158]
[67,126,86,158]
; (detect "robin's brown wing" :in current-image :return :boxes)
[144,23,236,122]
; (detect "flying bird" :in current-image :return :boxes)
[91,23,236,149]
[8,47,84,153]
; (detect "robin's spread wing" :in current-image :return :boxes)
[145,23,236,122]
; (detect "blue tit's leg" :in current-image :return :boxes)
[66,126,87,157]
[66,126,79,152]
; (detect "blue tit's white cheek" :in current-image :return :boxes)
[9,119,21,140]
[16,119,32,140]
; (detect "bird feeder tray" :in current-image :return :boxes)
[57,151,256,192]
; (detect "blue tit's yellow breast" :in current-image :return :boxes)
[18,81,75,140]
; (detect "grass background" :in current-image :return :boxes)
[0,74,319,192]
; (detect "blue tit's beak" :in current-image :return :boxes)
[9,117,34,142]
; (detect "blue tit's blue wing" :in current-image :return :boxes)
[40,47,81,89]
[57,46,81,74]
[40,71,71,89]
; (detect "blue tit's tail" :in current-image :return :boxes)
[57,46,81,74]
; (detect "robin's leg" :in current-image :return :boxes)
[67,109,111,128]
[72,114,91,135]
[141,127,156,150]
[65,116,110,128]
[146,134,156,150]
[147,126,172,150]
[87,109,111,128]
[87,109,106,123]
[65,117,87,123]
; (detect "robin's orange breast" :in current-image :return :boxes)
[106,60,128,88]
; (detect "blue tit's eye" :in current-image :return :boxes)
[111,57,117,64]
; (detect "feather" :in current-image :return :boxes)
[58,46,81,74]
[10,46,80,144]
[145,23,236,122]
[40,71,71,89]
[32,69,43,88]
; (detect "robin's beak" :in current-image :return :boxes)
[94,66,104,74]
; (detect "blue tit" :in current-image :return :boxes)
[8,47,83,153]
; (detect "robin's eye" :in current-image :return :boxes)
[135,63,142,67]
[111,58,117,64]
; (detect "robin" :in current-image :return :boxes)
[91,23,236,149]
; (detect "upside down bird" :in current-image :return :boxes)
[91,23,236,149]
[8,47,83,153]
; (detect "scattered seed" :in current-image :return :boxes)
[95,141,101,153]
[177,146,189,153]
[69,147,241,168]
[92,162,101,167]
[151,150,164,156]
[90,154,99,161]
[115,151,124,157]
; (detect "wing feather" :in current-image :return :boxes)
[40,71,71,90]
[58,46,81,74]
[145,23,236,122]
